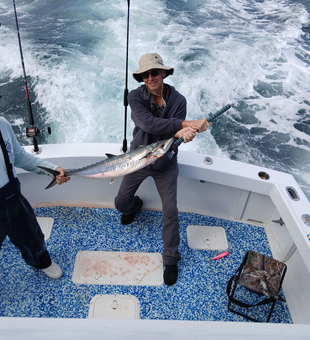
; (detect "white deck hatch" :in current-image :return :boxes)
[187,225,229,250]
[88,294,140,319]
[72,251,164,286]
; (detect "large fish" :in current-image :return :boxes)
[38,137,175,189]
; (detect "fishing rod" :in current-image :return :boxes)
[13,0,50,154]
[122,0,130,153]
[172,104,231,148]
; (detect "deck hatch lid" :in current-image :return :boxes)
[88,294,140,319]
[187,225,229,250]
[72,251,163,286]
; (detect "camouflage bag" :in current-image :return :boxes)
[237,250,286,299]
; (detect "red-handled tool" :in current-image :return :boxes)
[210,251,230,261]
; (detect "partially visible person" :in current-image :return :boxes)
[0,116,70,279]
[115,53,209,286]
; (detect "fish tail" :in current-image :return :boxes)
[37,166,60,189]
[38,166,60,177]
[45,178,58,189]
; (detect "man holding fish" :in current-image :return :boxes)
[115,53,209,286]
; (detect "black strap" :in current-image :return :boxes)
[0,129,15,182]
[227,274,278,307]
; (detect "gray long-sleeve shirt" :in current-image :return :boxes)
[128,84,186,170]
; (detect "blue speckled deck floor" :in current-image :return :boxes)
[0,206,292,323]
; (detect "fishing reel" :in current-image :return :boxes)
[26,126,51,138]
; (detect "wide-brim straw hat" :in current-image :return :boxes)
[133,53,174,82]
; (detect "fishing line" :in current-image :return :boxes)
[122,0,130,153]
[12,0,50,153]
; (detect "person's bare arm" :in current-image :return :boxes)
[181,118,209,133]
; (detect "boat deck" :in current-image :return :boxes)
[0,206,292,323]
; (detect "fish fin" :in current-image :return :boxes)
[109,178,115,184]
[105,153,117,158]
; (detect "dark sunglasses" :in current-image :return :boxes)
[141,69,160,79]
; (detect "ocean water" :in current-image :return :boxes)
[0,0,309,199]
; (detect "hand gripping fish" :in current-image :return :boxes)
[38,137,175,189]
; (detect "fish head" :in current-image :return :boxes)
[151,137,175,158]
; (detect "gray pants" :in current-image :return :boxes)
[115,160,181,265]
